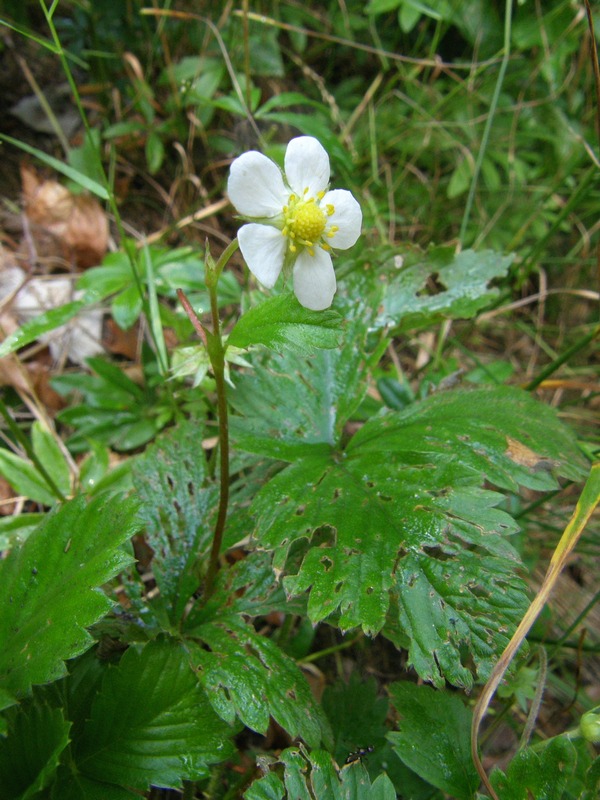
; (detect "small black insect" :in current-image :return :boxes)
[345,745,374,765]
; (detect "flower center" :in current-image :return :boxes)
[293,200,326,243]
[282,191,334,255]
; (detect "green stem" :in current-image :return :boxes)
[459,0,513,245]
[178,239,239,600]
[203,284,230,600]
[300,633,363,664]
[525,323,599,391]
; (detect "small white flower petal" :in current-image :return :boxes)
[322,189,362,249]
[238,223,287,289]
[228,151,287,217]
[293,248,336,311]
[284,137,330,197]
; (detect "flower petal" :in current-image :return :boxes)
[293,248,336,311]
[322,189,362,249]
[238,223,286,289]
[284,137,330,197]
[228,151,287,217]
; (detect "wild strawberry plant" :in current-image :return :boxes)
[0,3,599,800]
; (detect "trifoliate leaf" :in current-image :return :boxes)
[76,637,233,790]
[227,292,343,353]
[188,616,330,748]
[0,494,138,698]
[0,703,71,800]
[388,683,478,800]
[132,419,216,621]
[246,385,586,687]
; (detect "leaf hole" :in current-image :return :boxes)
[417,271,447,296]
[320,556,334,571]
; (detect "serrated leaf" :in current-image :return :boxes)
[0,494,138,697]
[227,293,343,353]
[230,316,375,461]
[490,736,579,799]
[132,420,216,621]
[247,385,586,686]
[0,703,71,800]
[189,617,330,748]
[378,248,513,331]
[245,747,397,800]
[322,674,389,766]
[388,683,478,799]
[76,638,233,790]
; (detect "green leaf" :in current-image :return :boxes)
[31,421,71,498]
[377,248,513,331]
[132,420,216,621]
[145,130,165,174]
[229,316,375,461]
[0,299,88,358]
[247,385,586,686]
[227,293,343,353]
[0,703,71,800]
[245,747,397,799]
[322,674,389,767]
[189,617,330,749]
[447,155,473,198]
[111,282,143,330]
[0,449,57,506]
[490,736,579,799]
[76,638,233,790]
[388,683,478,799]
[52,771,140,800]
[0,494,138,697]
[0,133,109,199]
[0,513,43,551]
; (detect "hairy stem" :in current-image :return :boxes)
[203,298,230,600]
[178,239,239,600]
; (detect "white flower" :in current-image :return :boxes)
[227,136,362,311]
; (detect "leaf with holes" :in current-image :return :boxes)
[244,747,397,800]
[132,420,216,621]
[188,616,331,749]
[246,385,587,688]
[229,315,379,461]
[376,247,513,331]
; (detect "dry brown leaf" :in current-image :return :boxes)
[20,163,109,269]
[505,435,557,472]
